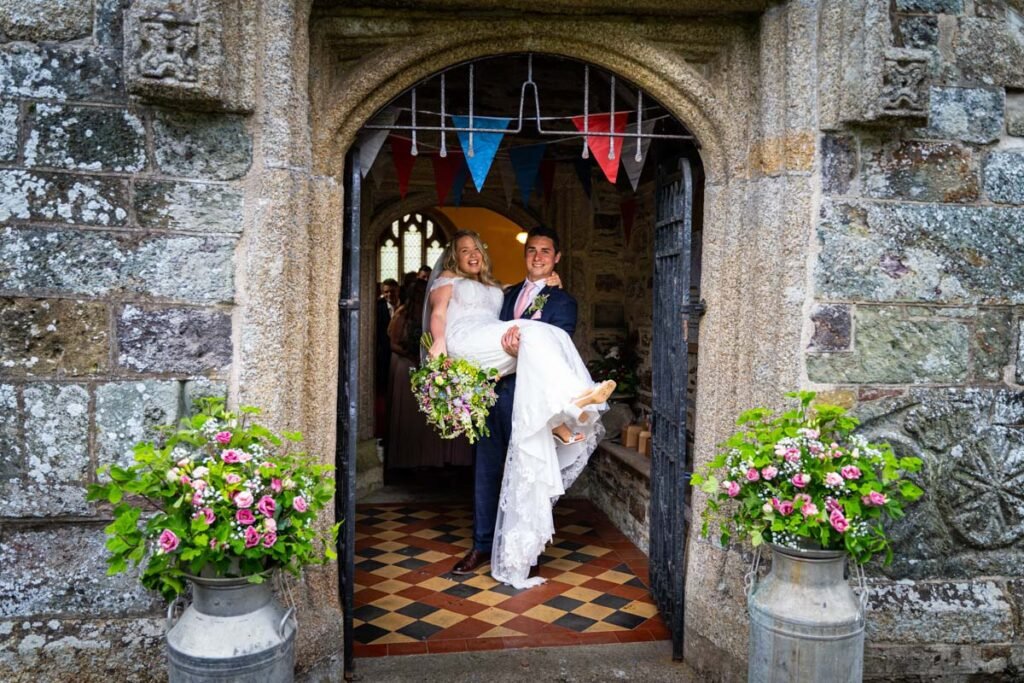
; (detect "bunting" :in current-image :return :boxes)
[620,120,656,192]
[508,144,546,205]
[431,152,464,205]
[389,134,416,199]
[450,159,470,207]
[571,112,629,184]
[357,107,399,178]
[451,116,511,192]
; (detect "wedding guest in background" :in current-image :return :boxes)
[374,278,399,439]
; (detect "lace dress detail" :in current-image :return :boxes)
[433,277,606,589]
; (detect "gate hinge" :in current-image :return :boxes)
[338,298,359,311]
[684,299,706,317]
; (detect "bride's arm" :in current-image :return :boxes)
[427,274,455,358]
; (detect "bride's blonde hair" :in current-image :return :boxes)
[443,230,502,288]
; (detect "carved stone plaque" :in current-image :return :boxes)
[138,11,199,82]
[880,51,930,116]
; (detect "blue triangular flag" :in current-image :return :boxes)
[508,144,546,205]
[573,158,592,198]
[450,159,470,206]
[452,115,510,192]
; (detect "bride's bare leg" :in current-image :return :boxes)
[552,424,583,444]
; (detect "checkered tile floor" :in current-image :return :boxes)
[353,499,669,657]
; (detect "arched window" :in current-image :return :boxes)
[378,213,446,283]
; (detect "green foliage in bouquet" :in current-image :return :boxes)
[87,398,339,600]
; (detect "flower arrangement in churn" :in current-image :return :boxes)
[87,398,338,600]
[410,333,500,444]
[692,391,923,564]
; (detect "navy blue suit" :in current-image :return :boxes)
[472,282,578,553]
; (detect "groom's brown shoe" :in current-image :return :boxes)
[451,549,490,575]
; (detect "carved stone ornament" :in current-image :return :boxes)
[880,52,929,115]
[138,11,199,83]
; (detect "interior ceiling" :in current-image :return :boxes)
[372,54,694,162]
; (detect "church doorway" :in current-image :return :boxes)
[335,53,703,676]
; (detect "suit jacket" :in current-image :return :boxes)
[499,280,578,338]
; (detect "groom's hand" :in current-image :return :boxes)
[545,272,562,289]
[501,325,520,357]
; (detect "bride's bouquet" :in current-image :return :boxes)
[410,334,500,444]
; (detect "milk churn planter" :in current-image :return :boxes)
[691,391,924,682]
[88,398,339,682]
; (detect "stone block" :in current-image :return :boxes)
[134,179,244,233]
[0,170,129,227]
[0,298,108,376]
[808,303,851,351]
[820,134,856,195]
[0,526,157,618]
[866,580,1012,644]
[0,44,123,102]
[0,227,236,303]
[1008,92,1024,137]
[95,0,125,49]
[6,383,91,516]
[0,618,165,683]
[924,87,1004,144]
[970,308,1013,382]
[116,305,232,374]
[125,0,257,113]
[862,139,977,203]
[0,0,95,42]
[0,384,19,475]
[0,101,17,161]
[24,103,146,173]
[807,307,968,383]
[894,15,939,49]
[983,150,1024,204]
[95,380,181,472]
[182,376,226,411]
[955,18,1024,89]
[893,0,962,11]
[1018,319,1024,385]
[854,388,1024,580]
[815,200,1024,304]
[152,109,251,180]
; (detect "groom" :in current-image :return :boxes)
[452,225,578,575]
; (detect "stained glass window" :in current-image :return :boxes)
[378,213,446,284]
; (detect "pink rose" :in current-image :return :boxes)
[794,493,811,506]
[784,447,801,463]
[191,492,203,507]
[292,495,309,512]
[801,502,819,517]
[271,478,283,493]
[192,479,207,491]
[746,468,760,482]
[264,517,277,533]
[840,466,861,480]
[777,500,794,516]
[215,431,232,444]
[761,466,778,481]
[237,451,253,463]
[244,526,261,548]
[200,508,215,525]
[234,490,254,508]
[236,508,256,525]
[829,509,850,533]
[825,497,841,514]
[862,491,888,506]
[177,458,190,467]
[791,473,811,488]
[179,474,191,486]
[221,449,241,463]
[209,538,219,550]
[158,529,180,553]
[262,531,277,547]
[256,495,276,517]
[824,472,844,487]
[225,473,242,485]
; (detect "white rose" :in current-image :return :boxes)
[193,466,209,479]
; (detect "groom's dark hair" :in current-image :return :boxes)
[525,226,561,254]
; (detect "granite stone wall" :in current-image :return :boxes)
[0,1,241,678]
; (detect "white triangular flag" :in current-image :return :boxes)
[357,107,399,178]
[621,120,656,191]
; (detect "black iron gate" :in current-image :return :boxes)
[648,157,694,662]
[336,149,361,681]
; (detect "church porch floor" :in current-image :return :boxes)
[352,499,668,657]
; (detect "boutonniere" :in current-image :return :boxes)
[526,293,549,316]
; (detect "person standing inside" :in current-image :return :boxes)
[451,226,579,575]
[374,278,399,439]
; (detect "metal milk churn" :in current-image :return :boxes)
[747,545,865,682]
[166,575,296,682]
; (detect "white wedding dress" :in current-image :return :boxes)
[432,276,606,588]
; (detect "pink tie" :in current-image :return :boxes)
[513,281,535,319]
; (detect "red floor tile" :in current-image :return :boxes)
[387,642,428,656]
[427,639,469,654]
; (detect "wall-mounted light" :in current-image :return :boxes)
[515,231,528,244]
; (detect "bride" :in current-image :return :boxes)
[426,230,614,588]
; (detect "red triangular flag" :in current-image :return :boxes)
[390,134,416,199]
[431,152,464,205]
[621,197,637,245]
[539,159,557,205]
[571,112,629,184]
